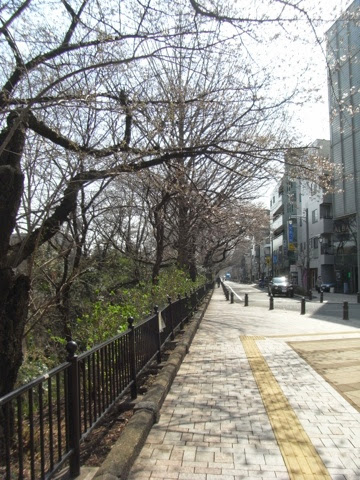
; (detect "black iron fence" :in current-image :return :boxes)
[0,284,212,480]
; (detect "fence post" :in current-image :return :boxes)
[167,296,175,340]
[66,341,81,478]
[244,293,248,307]
[3,402,10,480]
[320,291,323,303]
[154,305,162,363]
[127,317,137,399]
[230,291,234,304]
[301,297,306,315]
[185,293,190,323]
[343,301,349,321]
[178,294,184,329]
[190,289,195,311]
[195,289,199,309]
[269,295,274,310]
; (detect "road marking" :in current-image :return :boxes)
[225,284,243,302]
[240,336,331,480]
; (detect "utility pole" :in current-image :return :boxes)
[305,208,311,297]
[271,235,274,278]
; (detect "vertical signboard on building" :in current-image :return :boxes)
[288,222,293,243]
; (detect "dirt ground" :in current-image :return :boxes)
[80,359,166,467]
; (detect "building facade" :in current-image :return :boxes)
[268,140,334,291]
[269,175,299,280]
[296,141,335,290]
[327,0,360,293]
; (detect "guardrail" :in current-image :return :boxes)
[0,283,212,480]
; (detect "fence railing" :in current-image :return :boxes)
[0,283,212,480]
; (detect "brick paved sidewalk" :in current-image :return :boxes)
[128,287,360,480]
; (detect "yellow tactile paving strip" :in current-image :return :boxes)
[240,336,331,480]
[268,331,360,339]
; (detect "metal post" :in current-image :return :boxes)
[184,293,190,323]
[244,293,248,307]
[230,292,234,304]
[194,289,199,309]
[357,292,360,304]
[343,301,349,321]
[178,294,184,329]
[320,291,323,303]
[305,208,311,299]
[66,341,81,478]
[192,288,197,311]
[167,296,175,340]
[301,297,306,315]
[127,317,137,399]
[269,295,274,310]
[154,305,162,363]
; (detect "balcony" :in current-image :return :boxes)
[272,214,284,235]
[272,201,284,217]
[320,245,334,255]
[318,245,334,265]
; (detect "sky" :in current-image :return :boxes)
[253,0,354,205]
[284,0,352,142]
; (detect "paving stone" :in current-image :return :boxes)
[127,287,360,480]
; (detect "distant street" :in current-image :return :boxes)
[224,281,360,318]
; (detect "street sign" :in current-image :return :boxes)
[289,222,294,242]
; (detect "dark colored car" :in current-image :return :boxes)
[268,276,294,297]
[321,282,336,292]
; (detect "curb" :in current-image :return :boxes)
[92,290,214,480]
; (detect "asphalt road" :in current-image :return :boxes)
[225,281,360,319]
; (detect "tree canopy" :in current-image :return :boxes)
[0,0,346,397]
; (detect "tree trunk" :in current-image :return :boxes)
[188,238,197,281]
[176,197,197,280]
[0,112,28,399]
[152,209,165,284]
[0,269,30,398]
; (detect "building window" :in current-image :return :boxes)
[312,209,318,223]
[310,183,318,196]
[313,237,319,249]
[320,204,332,219]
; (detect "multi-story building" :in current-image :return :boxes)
[269,170,300,280]
[295,140,335,290]
[327,0,360,293]
[269,140,334,291]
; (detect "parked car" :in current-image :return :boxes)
[268,276,294,297]
[320,282,336,292]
